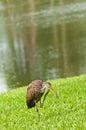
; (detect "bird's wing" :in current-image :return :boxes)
[26,85,35,108]
[27,83,35,99]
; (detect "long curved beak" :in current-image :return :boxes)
[49,86,59,98]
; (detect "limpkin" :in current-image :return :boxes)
[26,80,58,119]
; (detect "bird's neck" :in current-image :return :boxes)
[41,86,46,93]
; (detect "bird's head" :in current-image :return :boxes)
[42,82,58,98]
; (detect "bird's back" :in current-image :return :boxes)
[26,80,44,108]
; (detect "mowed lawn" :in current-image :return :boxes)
[0,75,86,130]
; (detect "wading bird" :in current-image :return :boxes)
[26,80,58,120]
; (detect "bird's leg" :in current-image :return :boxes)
[34,100,40,121]
[40,99,42,107]
[40,90,49,108]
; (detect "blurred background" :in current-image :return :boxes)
[0,0,86,93]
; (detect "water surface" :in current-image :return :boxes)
[0,0,86,92]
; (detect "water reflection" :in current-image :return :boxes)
[0,0,86,92]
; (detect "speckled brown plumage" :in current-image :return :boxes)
[26,80,44,108]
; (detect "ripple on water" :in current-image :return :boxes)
[0,2,86,27]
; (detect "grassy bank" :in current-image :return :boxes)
[0,75,86,130]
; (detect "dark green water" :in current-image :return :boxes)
[0,0,86,92]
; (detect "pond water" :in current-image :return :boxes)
[0,0,86,93]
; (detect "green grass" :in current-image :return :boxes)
[0,75,86,130]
